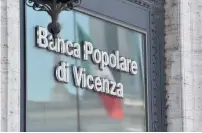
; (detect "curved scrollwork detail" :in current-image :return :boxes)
[26,0,81,13]
[26,0,51,12]
[61,0,81,11]
[26,0,82,38]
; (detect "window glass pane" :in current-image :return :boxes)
[26,8,78,132]
[26,6,146,132]
[75,12,146,132]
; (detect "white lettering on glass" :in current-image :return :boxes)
[35,26,142,98]
[55,62,69,83]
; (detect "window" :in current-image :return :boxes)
[25,6,146,132]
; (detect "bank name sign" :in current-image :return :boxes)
[35,26,139,98]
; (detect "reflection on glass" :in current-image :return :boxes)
[26,7,78,132]
[26,6,146,132]
[75,12,146,132]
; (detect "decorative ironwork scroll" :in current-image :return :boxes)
[26,0,82,38]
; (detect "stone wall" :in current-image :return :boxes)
[164,0,183,131]
[181,0,202,131]
[0,0,20,131]
[165,0,202,131]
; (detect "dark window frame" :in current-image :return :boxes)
[20,0,166,132]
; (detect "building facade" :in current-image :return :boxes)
[0,0,202,132]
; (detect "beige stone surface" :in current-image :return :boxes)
[165,0,202,131]
[0,0,20,131]
[165,0,183,131]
